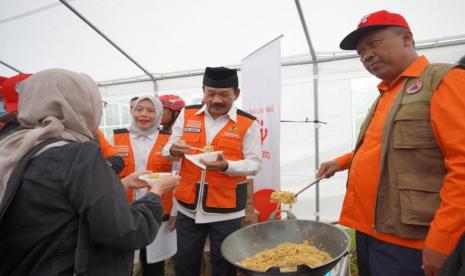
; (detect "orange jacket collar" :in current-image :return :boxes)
[377,56,429,93]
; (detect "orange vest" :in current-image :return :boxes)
[113,129,173,217]
[175,105,255,213]
[94,129,118,158]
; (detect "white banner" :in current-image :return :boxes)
[241,36,282,221]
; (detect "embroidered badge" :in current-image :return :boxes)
[115,145,129,157]
[227,126,238,134]
[406,80,423,94]
[186,120,201,128]
[223,126,240,139]
[358,15,369,26]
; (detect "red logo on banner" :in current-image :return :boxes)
[259,119,268,145]
[254,189,279,222]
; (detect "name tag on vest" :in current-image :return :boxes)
[183,127,201,133]
[115,145,129,157]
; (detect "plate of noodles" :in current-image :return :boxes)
[138,172,172,185]
[185,151,223,170]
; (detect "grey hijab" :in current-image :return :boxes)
[0,68,102,204]
[128,95,163,136]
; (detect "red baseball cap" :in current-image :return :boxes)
[159,94,186,112]
[340,10,410,50]
[0,73,32,112]
[0,76,7,87]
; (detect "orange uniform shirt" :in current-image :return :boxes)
[95,129,118,158]
[337,56,465,255]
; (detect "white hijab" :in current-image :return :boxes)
[0,68,102,204]
[128,95,163,136]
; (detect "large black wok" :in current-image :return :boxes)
[221,220,349,276]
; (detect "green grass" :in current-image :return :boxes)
[347,228,359,276]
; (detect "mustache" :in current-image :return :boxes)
[210,103,225,108]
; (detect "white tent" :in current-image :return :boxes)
[1,0,465,221]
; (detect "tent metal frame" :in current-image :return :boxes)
[0,60,22,74]
[96,35,465,87]
[1,2,465,222]
[58,0,158,93]
[294,0,322,221]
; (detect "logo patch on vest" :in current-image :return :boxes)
[186,120,201,128]
[228,126,238,134]
[115,145,129,157]
[223,126,240,139]
[406,80,423,94]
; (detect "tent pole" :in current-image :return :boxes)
[0,60,22,74]
[294,0,321,221]
[58,0,158,94]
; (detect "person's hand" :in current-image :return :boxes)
[200,153,228,172]
[121,170,151,190]
[316,160,341,179]
[422,246,448,276]
[169,140,192,158]
[149,176,180,195]
[168,216,176,232]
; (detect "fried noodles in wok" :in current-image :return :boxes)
[239,240,332,272]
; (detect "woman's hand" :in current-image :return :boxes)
[149,175,180,196]
[121,170,151,190]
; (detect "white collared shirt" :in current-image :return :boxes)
[162,104,262,223]
[130,132,158,200]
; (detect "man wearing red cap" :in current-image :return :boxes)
[317,10,465,276]
[159,94,186,132]
[0,76,9,129]
[0,73,31,140]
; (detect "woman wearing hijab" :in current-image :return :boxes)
[0,69,179,276]
[113,96,177,276]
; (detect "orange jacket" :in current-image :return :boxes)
[337,56,465,255]
[113,129,173,217]
[175,106,255,213]
[95,129,118,158]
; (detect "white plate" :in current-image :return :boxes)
[138,172,172,185]
[185,151,223,170]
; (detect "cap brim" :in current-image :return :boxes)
[339,25,390,50]
[4,101,18,113]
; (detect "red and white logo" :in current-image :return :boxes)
[406,80,423,94]
[358,15,369,27]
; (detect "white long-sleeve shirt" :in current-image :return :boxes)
[110,132,178,217]
[162,104,262,223]
[128,132,177,263]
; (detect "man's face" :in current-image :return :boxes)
[202,86,239,118]
[356,27,411,83]
[161,107,174,126]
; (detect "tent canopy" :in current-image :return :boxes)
[2,1,465,221]
[1,0,464,81]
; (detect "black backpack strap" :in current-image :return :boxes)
[74,216,89,276]
[0,138,69,222]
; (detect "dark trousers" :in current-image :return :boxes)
[441,231,465,276]
[356,231,424,276]
[140,248,165,276]
[175,212,241,276]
